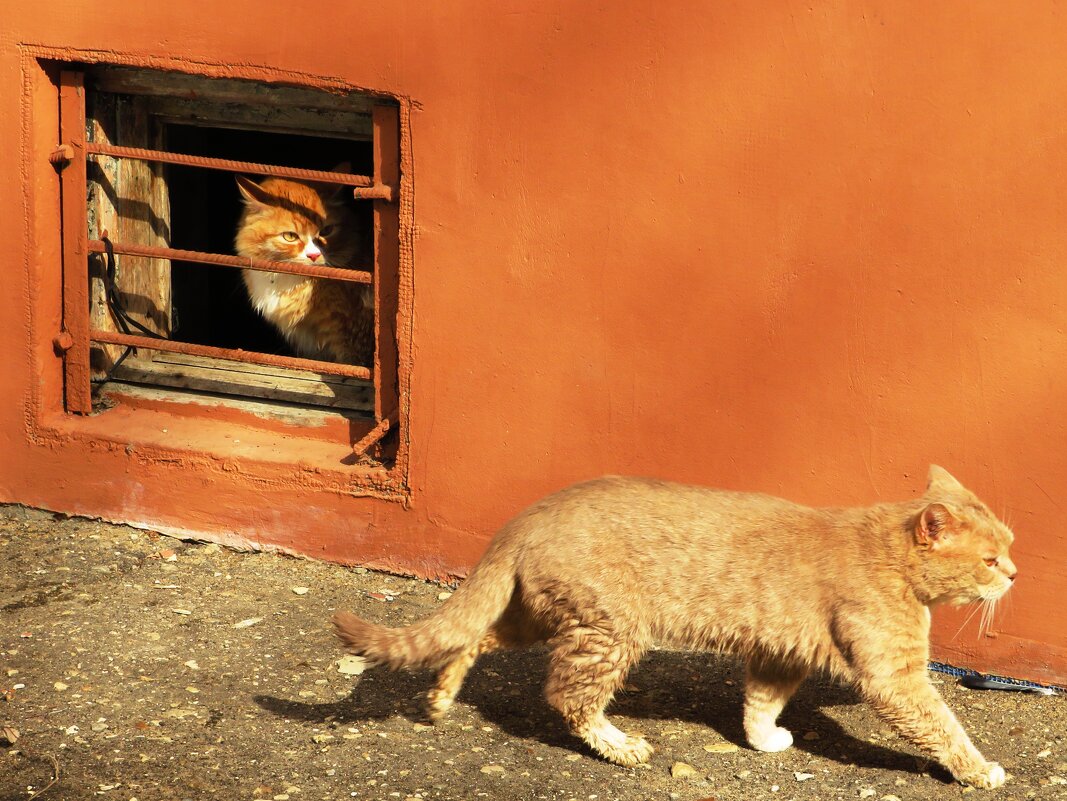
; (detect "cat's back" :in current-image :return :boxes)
[502,475,821,558]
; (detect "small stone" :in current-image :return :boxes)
[670,762,698,779]
[1,727,19,746]
[274,796,290,800]
[54,681,69,691]
[565,754,581,762]
[794,772,815,781]
[291,587,309,596]
[859,790,877,799]
[1049,776,1067,786]
[91,722,109,732]
[1008,725,1025,736]
[1038,749,1052,758]
[480,765,504,775]
[337,656,368,676]
[184,660,199,670]
[233,618,263,629]
[172,609,192,616]
[802,730,820,740]
[734,770,751,779]
[311,734,334,744]
[704,742,739,753]
[412,723,433,732]
[159,549,177,561]
[880,795,903,801]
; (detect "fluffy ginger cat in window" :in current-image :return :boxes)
[334,466,1016,789]
[234,172,372,365]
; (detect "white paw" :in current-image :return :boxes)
[749,725,793,753]
[971,762,1006,790]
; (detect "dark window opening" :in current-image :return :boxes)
[165,124,374,356]
[51,65,403,466]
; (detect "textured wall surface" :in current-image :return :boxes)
[2,2,1065,684]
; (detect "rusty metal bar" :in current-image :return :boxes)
[58,71,93,414]
[84,141,373,186]
[87,239,372,284]
[352,412,398,455]
[89,330,372,380]
[372,105,401,427]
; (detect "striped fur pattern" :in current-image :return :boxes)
[333,466,1016,788]
[235,174,373,365]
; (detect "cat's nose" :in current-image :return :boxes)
[307,252,320,262]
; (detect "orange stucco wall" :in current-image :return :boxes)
[2,2,1066,685]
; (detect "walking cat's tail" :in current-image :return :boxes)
[332,544,517,671]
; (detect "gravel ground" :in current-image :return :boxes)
[1,504,1064,801]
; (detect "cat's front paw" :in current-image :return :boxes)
[747,725,794,753]
[957,761,1006,790]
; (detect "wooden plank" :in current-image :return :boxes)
[59,71,92,414]
[91,66,388,115]
[150,352,370,386]
[87,94,172,374]
[149,96,372,140]
[110,353,374,411]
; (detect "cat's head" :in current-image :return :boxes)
[908,465,1017,608]
[234,171,361,268]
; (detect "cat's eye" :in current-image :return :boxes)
[984,557,999,567]
[319,224,336,238]
[280,231,299,242]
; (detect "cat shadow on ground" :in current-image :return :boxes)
[254,648,951,783]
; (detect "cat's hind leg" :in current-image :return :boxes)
[743,654,808,753]
[427,637,487,721]
[544,621,650,767]
[427,597,546,721]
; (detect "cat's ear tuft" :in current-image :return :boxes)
[236,175,271,207]
[916,502,957,547]
[926,465,964,494]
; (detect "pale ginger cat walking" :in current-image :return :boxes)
[333,466,1016,789]
[235,173,373,365]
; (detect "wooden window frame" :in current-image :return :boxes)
[51,67,403,463]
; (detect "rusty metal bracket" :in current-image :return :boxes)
[49,144,74,165]
[52,332,74,354]
[352,412,399,455]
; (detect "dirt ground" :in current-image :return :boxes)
[1,505,1064,801]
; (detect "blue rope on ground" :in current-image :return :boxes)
[928,661,1064,692]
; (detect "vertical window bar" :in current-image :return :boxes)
[58,71,92,414]
[371,104,400,432]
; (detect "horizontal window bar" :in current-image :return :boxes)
[88,240,372,283]
[84,142,375,186]
[90,330,372,380]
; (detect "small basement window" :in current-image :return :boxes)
[51,66,402,464]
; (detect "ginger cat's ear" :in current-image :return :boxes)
[926,465,964,494]
[915,502,958,548]
[236,175,272,206]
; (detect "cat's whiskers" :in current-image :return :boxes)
[952,600,986,641]
[977,597,997,639]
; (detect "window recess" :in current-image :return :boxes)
[50,67,402,463]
